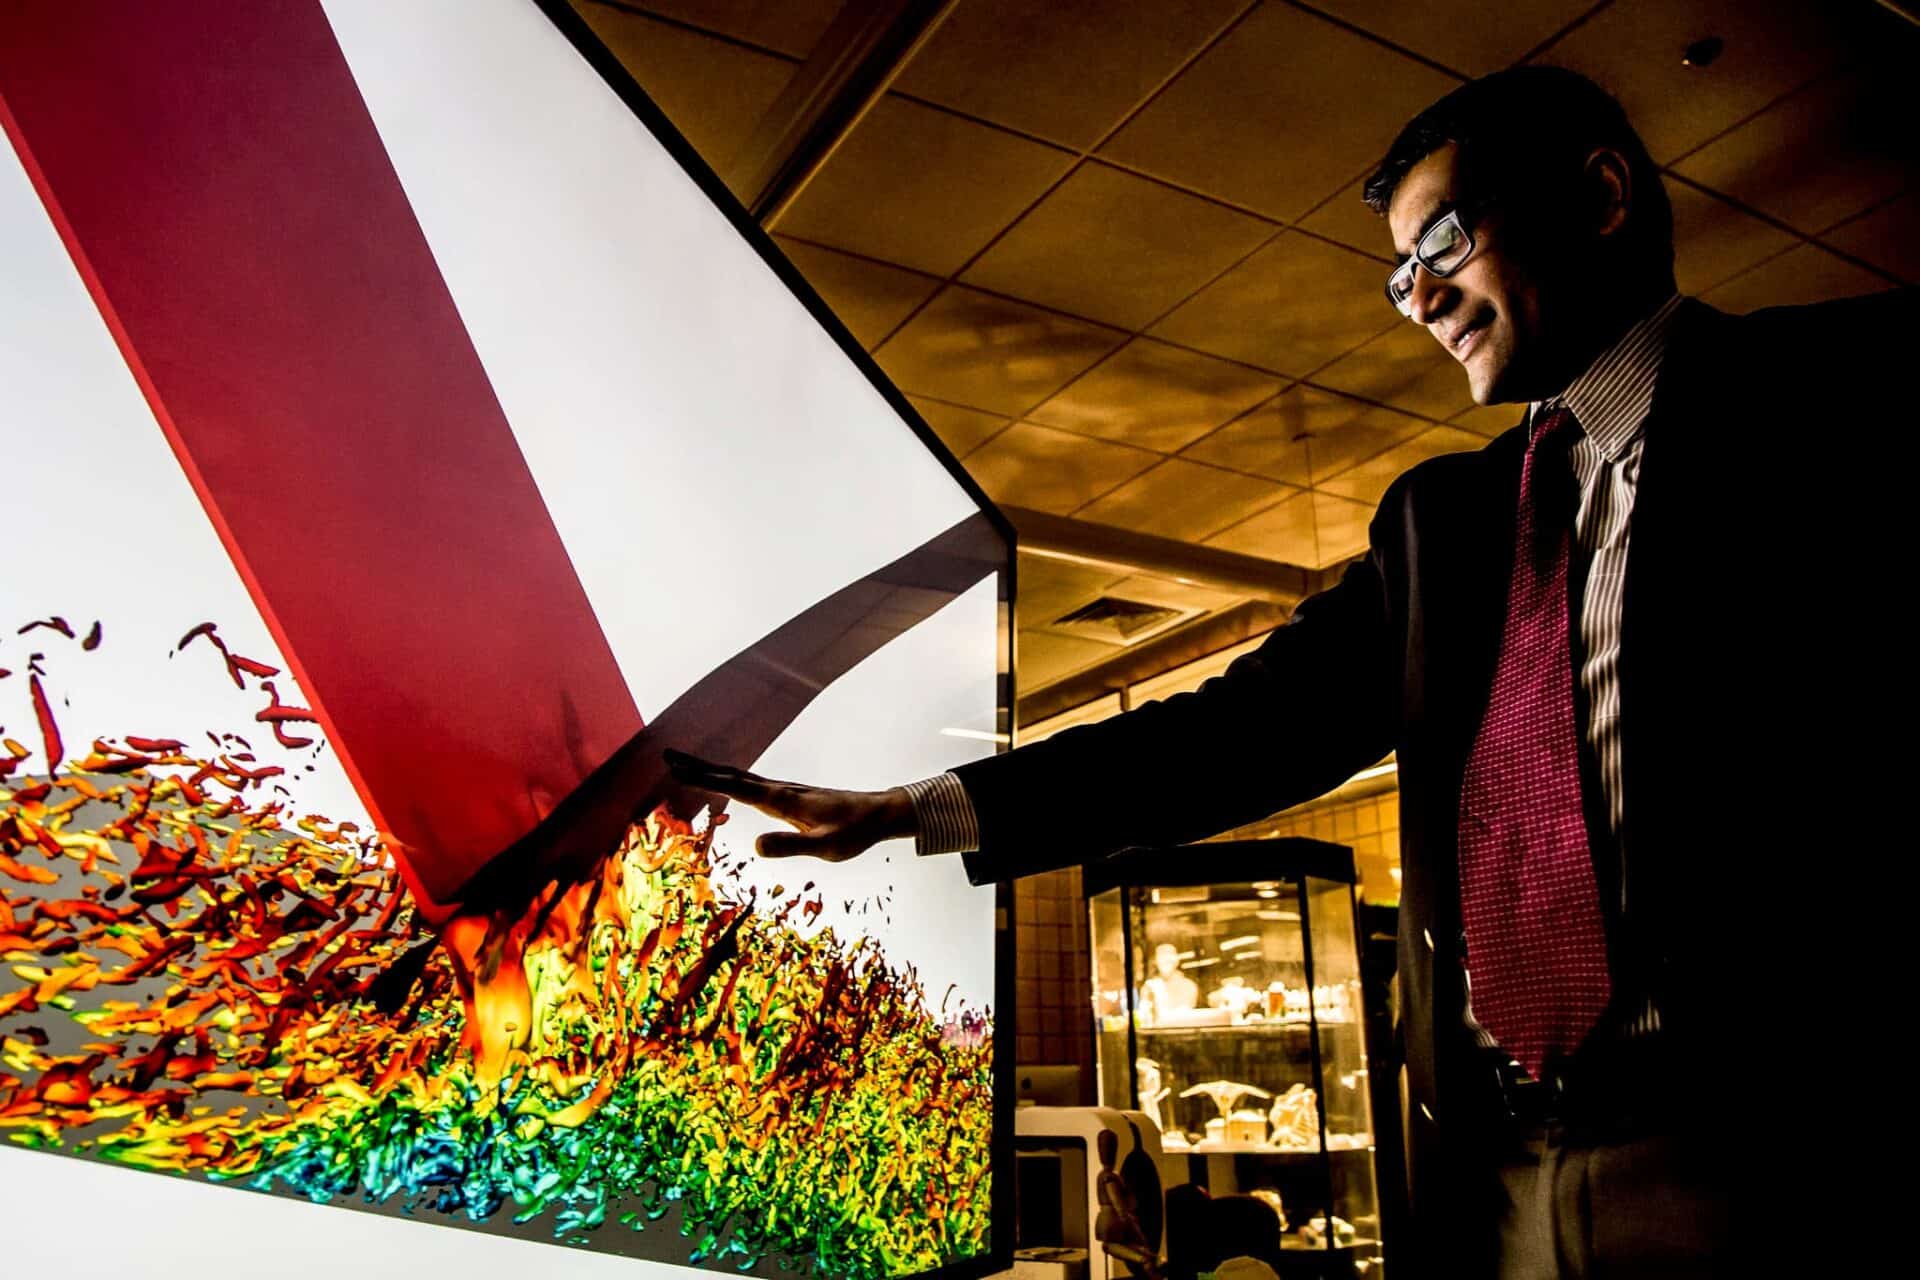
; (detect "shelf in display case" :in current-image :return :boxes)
[1162,1142,1375,1157]
[1125,1019,1359,1037]
[1279,1236,1382,1253]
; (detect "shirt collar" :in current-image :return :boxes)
[1531,292,1683,462]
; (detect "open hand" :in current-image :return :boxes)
[662,749,918,862]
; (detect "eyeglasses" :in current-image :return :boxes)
[1384,206,1482,318]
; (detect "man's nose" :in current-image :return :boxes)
[1406,265,1457,327]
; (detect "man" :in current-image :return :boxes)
[671,68,1912,1276]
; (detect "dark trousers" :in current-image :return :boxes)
[1490,1127,1729,1279]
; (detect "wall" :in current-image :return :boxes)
[1013,866,1096,1101]
[1247,786,1401,907]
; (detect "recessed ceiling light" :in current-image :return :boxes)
[1682,36,1724,67]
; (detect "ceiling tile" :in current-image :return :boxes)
[1701,242,1893,314]
[874,286,1127,415]
[576,3,795,177]
[600,0,843,58]
[1016,628,1118,689]
[1311,492,1375,566]
[1013,552,1130,632]
[1449,402,1525,438]
[1181,384,1429,486]
[1307,0,1595,78]
[908,396,1010,459]
[1076,458,1297,542]
[961,162,1275,329]
[1525,0,1860,164]
[773,236,941,349]
[1205,490,1319,565]
[1100,2,1460,221]
[776,95,1076,276]
[1671,59,1918,235]
[1028,338,1284,452]
[1318,425,1486,504]
[1150,232,1397,375]
[893,0,1250,150]
[1821,192,1920,284]
[1666,179,1800,296]
[1313,323,1476,421]
[1298,178,1395,261]
[963,422,1160,514]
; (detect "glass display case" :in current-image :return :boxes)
[1087,841,1385,1277]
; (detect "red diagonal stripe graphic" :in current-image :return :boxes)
[0,1,643,913]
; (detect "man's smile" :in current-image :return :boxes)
[1441,305,1494,361]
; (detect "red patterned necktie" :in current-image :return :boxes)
[1457,406,1611,1082]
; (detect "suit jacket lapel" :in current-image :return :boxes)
[1414,420,1527,983]
[1443,425,1528,772]
[1616,299,1728,861]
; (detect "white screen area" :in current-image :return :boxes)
[319,0,982,719]
[0,3,1006,1277]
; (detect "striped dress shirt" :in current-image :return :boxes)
[1503,289,1684,1042]
[1555,291,1683,886]
[909,294,1685,1040]
[903,771,980,855]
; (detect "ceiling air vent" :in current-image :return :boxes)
[1048,595,1198,647]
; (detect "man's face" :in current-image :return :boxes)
[1386,144,1563,405]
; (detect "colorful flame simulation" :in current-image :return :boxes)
[0,622,992,1277]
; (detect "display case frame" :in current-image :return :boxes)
[1085,840,1387,1277]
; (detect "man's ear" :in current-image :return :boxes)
[1585,146,1633,241]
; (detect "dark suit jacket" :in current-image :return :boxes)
[953,290,1915,1269]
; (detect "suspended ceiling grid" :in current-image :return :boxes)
[572,0,1916,697]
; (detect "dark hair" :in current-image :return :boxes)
[1362,66,1674,282]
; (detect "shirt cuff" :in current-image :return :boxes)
[902,772,981,856]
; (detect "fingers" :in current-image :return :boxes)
[664,749,787,806]
[664,751,876,862]
[757,828,853,862]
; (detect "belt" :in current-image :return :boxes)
[1492,1057,1562,1126]
[1487,1040,1682,1141]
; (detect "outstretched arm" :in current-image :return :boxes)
[953,549,1398,883]
[668,540,1400,879]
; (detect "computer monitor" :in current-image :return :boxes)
[0,3,1012,1278]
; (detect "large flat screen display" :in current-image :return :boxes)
[0,3,1011,1277]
